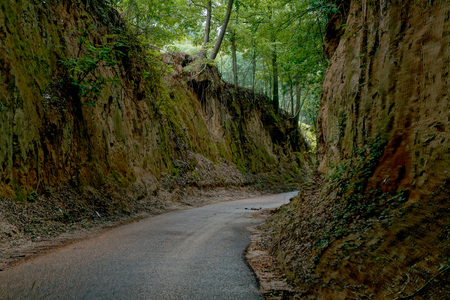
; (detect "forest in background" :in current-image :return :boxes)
[109,0,331,140]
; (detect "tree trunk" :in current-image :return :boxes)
[252,45,256,101]
[290,82,294,115]
[272,44,279,113]
[268,61,272,99]
[199,0,212,58]
[270,8,279,113]
[209,0,234,60]
[231,31,238,89]
[252,46,256,91]
[295,85,306,126]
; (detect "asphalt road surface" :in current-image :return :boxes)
[0,191,296,300]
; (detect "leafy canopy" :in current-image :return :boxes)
[110,0,337,133]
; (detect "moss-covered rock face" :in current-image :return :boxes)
[0,0,306,199]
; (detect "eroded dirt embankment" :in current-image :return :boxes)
[263,1,449,299]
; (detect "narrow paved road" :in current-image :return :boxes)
[0,192,296,299]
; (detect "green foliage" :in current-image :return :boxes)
[27,190,39,202]
[327,134,387,196]
[325,134,409,224]
[182,57,217,74]
[212,0,328,127]
[337,111,347,136]
[112,0,329,128]
[294,134,410,269]
[110,0,196,47]
[61,27,124,106]
[299,122,317,150]
[309,0,340,14]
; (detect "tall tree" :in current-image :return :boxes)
[272,43,279,113]
[230,31,238,87]
[270,7,279,113]
[230,3,240,88]
[210,0,234,60]
[194,0,212,57]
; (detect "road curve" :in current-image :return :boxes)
[0,192,296,300]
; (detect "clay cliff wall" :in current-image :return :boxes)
[318,0,448,201]
[267,1,448,298]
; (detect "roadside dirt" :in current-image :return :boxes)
[261,177,449,299]
[246,210,296,299]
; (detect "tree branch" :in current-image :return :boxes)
[190,0,207,9]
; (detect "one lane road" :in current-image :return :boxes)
[0,191,296,299]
